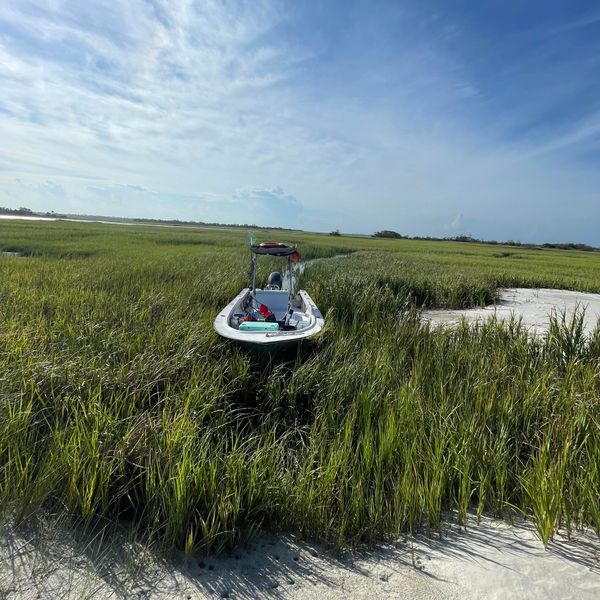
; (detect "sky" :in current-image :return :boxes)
[1,1,600,243]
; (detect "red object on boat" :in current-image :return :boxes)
[258,304,272,317]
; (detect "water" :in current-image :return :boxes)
[0,215,56,221]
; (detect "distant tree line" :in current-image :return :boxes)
[371,230,600,252]
[0,206,66,218]
[0,206,294,231]
[2,205,597,251]
[0,206,33,215]
[131,217,295,231]
[373,230,406,239]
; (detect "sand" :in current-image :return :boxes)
[1,515,599,599]
[423,288,600,335]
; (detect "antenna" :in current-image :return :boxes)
[247,232,257,294]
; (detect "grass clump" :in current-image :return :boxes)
[0,219,599,553]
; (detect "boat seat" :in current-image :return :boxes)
[254,290,290,321]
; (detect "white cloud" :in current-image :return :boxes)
[0,2,599,243]
[1,177,333,229]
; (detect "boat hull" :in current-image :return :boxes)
[214,288,324,347]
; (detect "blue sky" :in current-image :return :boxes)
[1,1,599,243]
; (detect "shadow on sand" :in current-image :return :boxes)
[2,514,599,599]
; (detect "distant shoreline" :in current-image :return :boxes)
[0,213,301,234]
[2,210,598,251]
[0,210,299,233]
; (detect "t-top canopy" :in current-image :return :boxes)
[251,242,299,257]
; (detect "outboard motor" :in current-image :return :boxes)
[266,271,282,290]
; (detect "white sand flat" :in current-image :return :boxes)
[423,288,600,335]
[1,516,599,599]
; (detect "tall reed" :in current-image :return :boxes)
[0,220,599,553]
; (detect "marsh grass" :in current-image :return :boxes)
[0,220,599,554]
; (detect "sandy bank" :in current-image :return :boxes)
[423,288,600,335]
[1,516,599,599]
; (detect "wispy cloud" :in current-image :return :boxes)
[1,1,599,242]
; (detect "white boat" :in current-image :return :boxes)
[214,242,325,347]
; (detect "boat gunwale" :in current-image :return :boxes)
[214,287,324,345]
